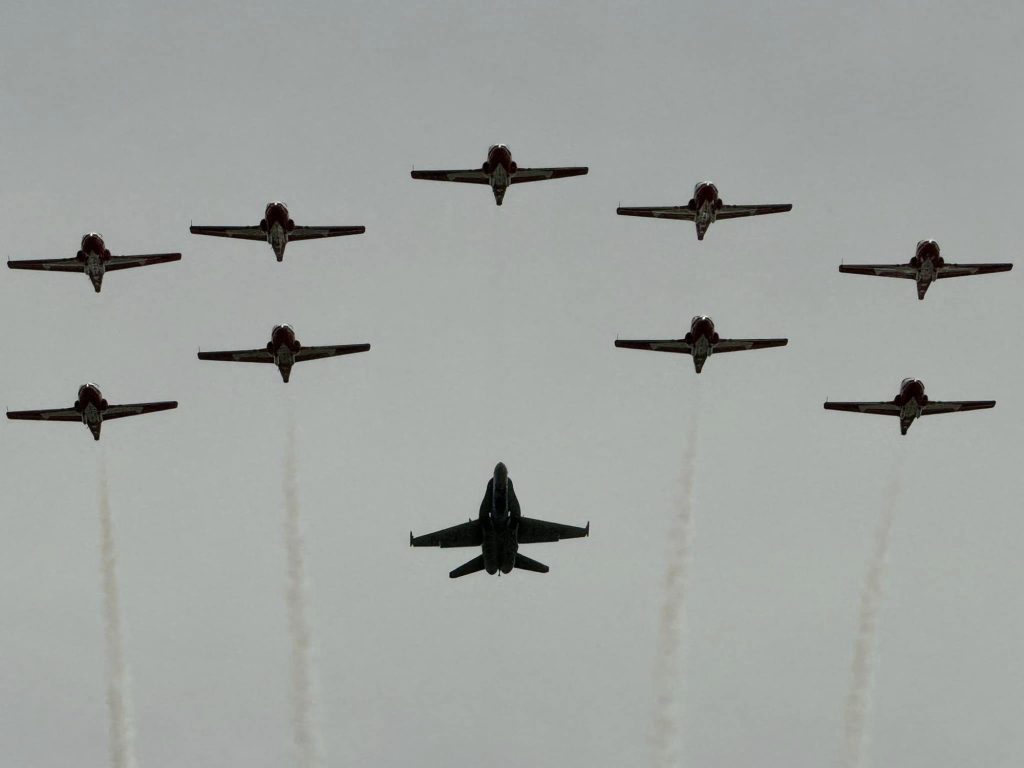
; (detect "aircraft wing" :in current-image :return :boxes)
[823,402,902,416]
[294,343,371,362]
[713,338,789,353]
[838,264,917,279]
[616,206,696,221]
[198,349,276,363]
[510,166,589,184]
[7,407,81,421]
[614,339,693,353]
[103,401,178,420]
[288,226,366,242]
[105,253,181,272]
[935,263,1013,279]
[517,517,589,544]
[189,225,266,241]
[7,258,86,273]
[410,520,483,548]
[715,203,792,220]
[921,400,996,415]
[410,169,491,184]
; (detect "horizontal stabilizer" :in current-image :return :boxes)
[513,554,549,574]
[449,555,486,579]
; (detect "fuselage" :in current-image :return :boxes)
[78,233,111,292]
[911,240,943,299]
[482,145,517,205]
[895,378,928,433]
[690,182,721,240]
[684,315,720,372]
[260,202,294,261]
[268,324,300,381]
[479,462,522,574]
[74,383,108,438]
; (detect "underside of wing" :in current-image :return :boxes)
[510,166,589,184]
[6,407,81,421]
[935,263,1014,279]
[189,225,266,240]
[839,264,917,279]
[823,402,901,416]
[715,203,793,220]
[616,206,696,221]
[614,339,693,354]
[410,520,483,548]
[7,258,85,273]
[198,349,276,363]
[288,226,366,241]
[105,253,182,272]
[410,169,491,184]
[103,401,178,420]
[713,338,789,353]
[294,343,371,362]
[922,400,996,415]
[517,517,589,544]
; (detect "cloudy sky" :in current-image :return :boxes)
[1,2,1021,767]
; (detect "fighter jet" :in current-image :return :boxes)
[189,202,365,261]
[410,144,588,206]
[617,181,792,241]
[197,324,369,382]
[839,240,1012,300]
[410,462,589,578]
[7,233,180,293]
[824,378,995,435]
[615,315,788,373]
[7,384,177,441]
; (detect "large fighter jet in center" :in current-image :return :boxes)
[197,324,369,382]
[7,233,180,293]
[410,144,588,205]
[824,378,995,435]
[617,181,792,241]
[7,384,177,440]
[839,240,1012,300]
[190,202,365,261]
[410,462,589,578]
[615,315,788,373]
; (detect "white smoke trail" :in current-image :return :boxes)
[650,403,700,768]
[842,462,903,768]
[284,418,323,768]
[98,451,136,768]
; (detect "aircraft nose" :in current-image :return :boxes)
[494,462,508,481]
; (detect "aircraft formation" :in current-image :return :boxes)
[5,143,1014,574]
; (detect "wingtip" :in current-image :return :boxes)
[585,522,590,537]
[409,532,413,547]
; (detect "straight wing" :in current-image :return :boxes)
[823,402,901,416]
[7,258,85,273]
[189,225,266,241]
[713,338,789,354]
[7,407,81,421]
[839,264,917,279]
[921,400,996,415]
[105,253,181,272]
[614,339,693,354]
[103,401,178,420]
[410,169,491,184]
[517,517,589,544]
[410,520,482,549]
[715,203,792,220]
[616,206,696,221]
[198,349,276,363]
[510,166,589,184]
[935,263,1013,280]
[294,343,370,362]
[288,226,365,242]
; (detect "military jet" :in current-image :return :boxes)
[839,240,1012,300]
[615,315,788,373]
[410,462,589,578]
[7,383,177,441]
[410,144,588,205]
[7,233,180,293]
[617,181,792,241]
[190,202,365,261]
[198,324,369,382]
[824,378,995,435]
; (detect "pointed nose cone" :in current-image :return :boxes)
[494,462,508,483]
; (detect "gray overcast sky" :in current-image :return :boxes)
[1,2,1022,767]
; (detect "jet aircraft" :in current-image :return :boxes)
[615,315,788,373]
[7,233,180,293]
[7,384,177,440]
[824,378,995,435]
[189,202,365,261]
[197,324,370,382]
[410,144,588,205]
[617,181,792,241]
[838,240,1012,300]
[410,462,589,578]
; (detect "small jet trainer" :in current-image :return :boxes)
[7,384,177,441]
[410,462,589,578]
[839,240,1013,300]
[615,315,788,373]
[197,324,369,382]
[824,378,995,435]
[410,144,588,205]
[617,181,792,241]
[190,202,365,261]
[7,233,180,293]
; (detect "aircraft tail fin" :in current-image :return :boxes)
[513,553,549,574]
[449,555,485,579]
